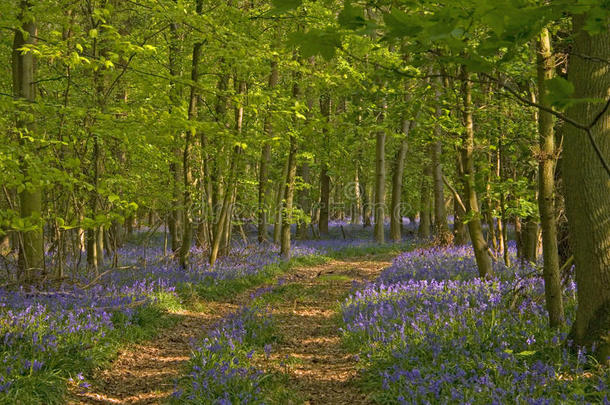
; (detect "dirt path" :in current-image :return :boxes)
[68,300,239,404]
[258,257,391,405]
[68,255,391,405]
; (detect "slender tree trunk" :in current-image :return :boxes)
[211,79,245,263]
[459,65,493,278]
[418,164,432,239]
[431,83,451,244]
[280,72,301,259]
[563,15,610,360]
[318,94,331,236]
[522,217,538,263]
[361,174,372,227]
[497,141,510,266]
[168,21,182,252]
[453,153,468,244]
[296,163,311,239]
[536,27,565,327]
[178,0,204,268]
[273,159,289,244]
[374,100,387,243]
[390,118,411,241]
[209,149,240,266]
[351,164,362,225]
[258,60,279,243]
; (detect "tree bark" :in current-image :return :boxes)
[453,153,468,244]
[390,118,411,241]
[418,164,432,239]
[168,20,182,252]
[280,71,301,259]
[318,94,332,236]
[374,100,387,244]
[459,65,493,278]
[258,60,279,243]
[178,0,204,268]
[564,15,610,360]
[536,27,565,328]
[431,83,451,244]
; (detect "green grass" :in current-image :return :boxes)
[327,241,414,259]
[179,254,331,302]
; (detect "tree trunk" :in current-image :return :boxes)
[431,83,451,244]
[418,164,432,239]
[209,152,237,266]
[211,79,245,263]
[564,15,610,360]
[459,65,493,278]
[258,60,279,243]
[280,73,301,259]
[178,1,204,268]
[12,2,44,282]
[374,102,387,244]
[390,118,411,241]
[273,158,289,244]
[453,153,468,245]
[522,217,538,263]
[536,27,565,328]
[168,20,182,253]
[318,94,332,236]
[351,164,362,225]
[296,163,311,239]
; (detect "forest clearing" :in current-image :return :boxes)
[1,0,609,404]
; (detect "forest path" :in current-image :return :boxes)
[255,255,391,405]
[68,254,392,405]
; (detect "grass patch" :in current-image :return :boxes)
[328,241,414,259]
[180,254,331,302]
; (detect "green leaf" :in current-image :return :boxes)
[383,9,423,39]
[289,29,341,60]
[546,77,575,110]
[516,350,536,356]
[338,2,366,30]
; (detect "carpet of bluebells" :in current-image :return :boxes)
[171,284,281,404]
[0,220,409,402]
[341,246,610,404]
[0,242,312,400]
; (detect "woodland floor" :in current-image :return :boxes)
[67,254,392,405]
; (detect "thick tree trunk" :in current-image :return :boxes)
[564,15,610,360]
[536,27,565,327]
[390,118,411,242]
[258,60,279,243]
[459,65,493,278]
